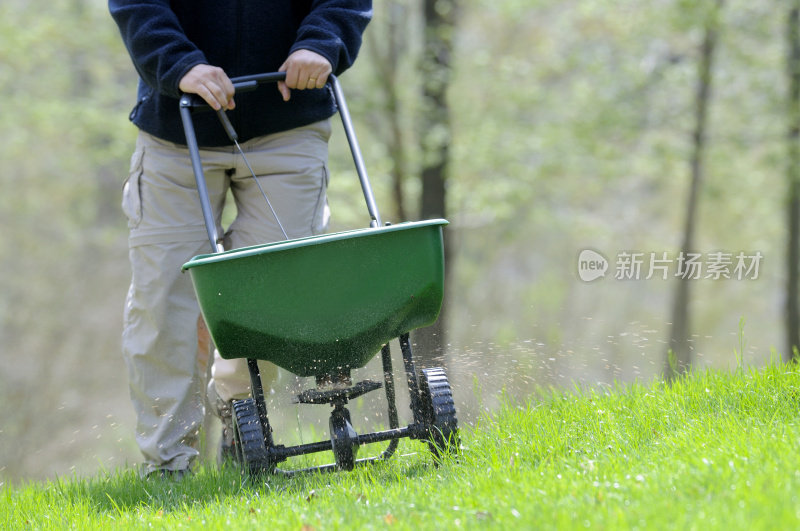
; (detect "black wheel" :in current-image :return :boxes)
[232,398,272,476]
[419,367,460,459]
[329,406,358,471]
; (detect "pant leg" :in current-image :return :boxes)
[211,119,331,402]
[122,131,233,472]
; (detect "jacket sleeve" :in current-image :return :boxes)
[108,0,207,98]
[291,0,373,75]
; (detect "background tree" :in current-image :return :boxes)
[665,0,726,380]
[413,0,458,366]
[364,1,416,221]
[787,0,800,362]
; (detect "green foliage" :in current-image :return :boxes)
[5,365,800,529]
[446,0,786,368]
[0,0,139,483]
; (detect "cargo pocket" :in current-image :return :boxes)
[122,148,144,229]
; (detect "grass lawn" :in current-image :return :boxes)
[4,363,800,529]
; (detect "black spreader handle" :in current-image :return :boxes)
[179,73,383,254]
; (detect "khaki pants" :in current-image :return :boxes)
[122,121,331,472]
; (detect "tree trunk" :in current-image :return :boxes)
[665,0,724,381]
[787,2,800,362]
[413,0,457,367]
[419,0,455,222]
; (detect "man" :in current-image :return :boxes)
[109,0,372,477]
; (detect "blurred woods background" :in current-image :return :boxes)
[1,0,798,482]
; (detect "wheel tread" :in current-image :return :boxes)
[419,367,460,459]
[232,398,272,475]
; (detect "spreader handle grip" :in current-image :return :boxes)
[231,71,287,89]
[181,73,286,109]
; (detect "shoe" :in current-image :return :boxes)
[208,382,236,463]
[219,404,236,463]
[146,467,192,481]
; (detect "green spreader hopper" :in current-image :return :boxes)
[182,220,447,376]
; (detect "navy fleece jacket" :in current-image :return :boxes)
[109,0,372,147]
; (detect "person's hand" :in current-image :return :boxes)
[278,49,332,101]
[179,64,235,111]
